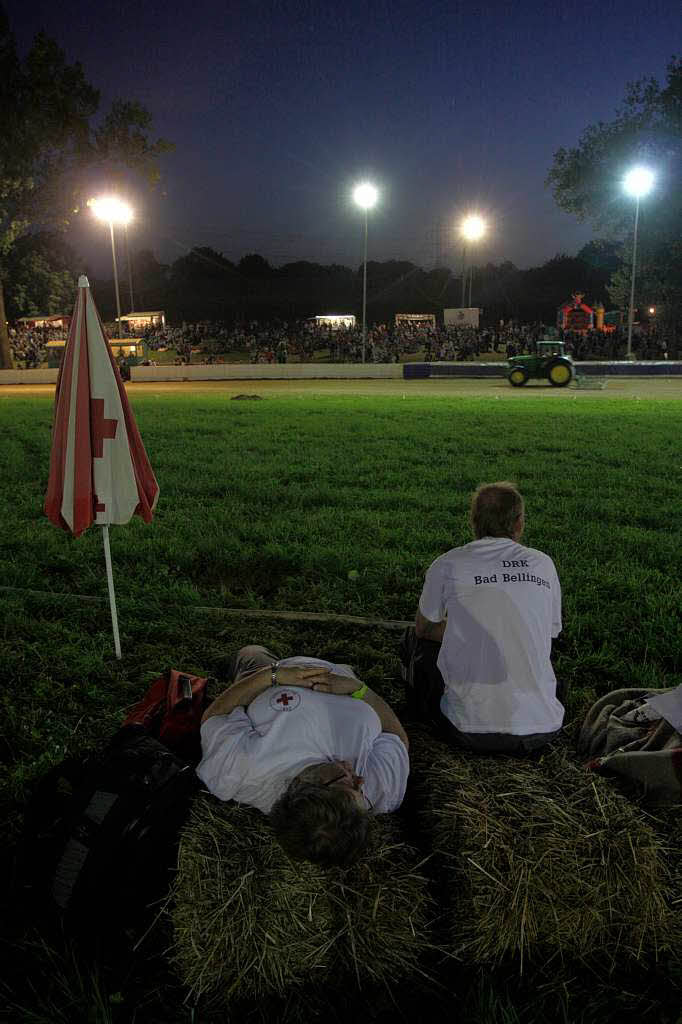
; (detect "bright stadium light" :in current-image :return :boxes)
[622,167,655,359]
[459,215,487,305]
[89,196,135,339]
[623,166,655,199]
[353,182,379,361]
[353,182,378,210]
[90,195,134,226]
[460,214,486,242]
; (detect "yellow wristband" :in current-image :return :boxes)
[351,684,368,700]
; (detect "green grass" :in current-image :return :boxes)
[1,391,681,1022]
[2,393,680,671]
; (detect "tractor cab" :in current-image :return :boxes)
[507,338,574,388]
[536,340,568,358]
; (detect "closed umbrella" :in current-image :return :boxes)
[45,275,159,657]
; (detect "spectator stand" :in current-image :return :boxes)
[118,311,166,333]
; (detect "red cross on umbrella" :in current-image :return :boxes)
[90,398,118,459]
[44,276,159,657]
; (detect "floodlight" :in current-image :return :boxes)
[461,215,486,242]
[89,196,134,225]
[352,182,379,361]
[353,182,378,210]
[88,196,134,339]
[622,167,656,360]
[623,167,654,199]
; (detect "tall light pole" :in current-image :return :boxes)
[123,223,135,313]
[460,215,486,308]
[89,196,134,337]
[353,182,378,362]
[623,167,654,361]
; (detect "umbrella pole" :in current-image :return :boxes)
[101,525,122,659]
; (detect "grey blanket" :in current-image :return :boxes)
[577,688,682,805]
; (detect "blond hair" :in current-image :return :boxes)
[470,482,524,539]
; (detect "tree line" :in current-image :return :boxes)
[3,234,622,328]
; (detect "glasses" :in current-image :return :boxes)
[322,770,373,813]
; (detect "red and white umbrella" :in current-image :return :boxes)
[45,275,159,657]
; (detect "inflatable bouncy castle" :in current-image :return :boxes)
[557,293,594,332]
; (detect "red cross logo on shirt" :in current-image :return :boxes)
[91,398,118,458]
[269,690,301,712]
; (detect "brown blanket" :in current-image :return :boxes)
[577,688,682,805]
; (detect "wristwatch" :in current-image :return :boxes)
[271,661,280,686]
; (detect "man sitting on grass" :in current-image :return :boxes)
[197,644,409,867]
[402,481,565,755]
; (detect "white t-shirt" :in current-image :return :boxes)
[196,657,409,814]
[419,538,564,736]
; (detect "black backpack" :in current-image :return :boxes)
[18,671,212,937]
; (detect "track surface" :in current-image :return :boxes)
[1,376,682,399]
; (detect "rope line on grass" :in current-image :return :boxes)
[0,585,412,631]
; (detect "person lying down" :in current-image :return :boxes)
[197,644,409,867]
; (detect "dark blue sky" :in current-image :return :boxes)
[6,0,679,276]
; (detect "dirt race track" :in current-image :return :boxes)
[1,376,682,400]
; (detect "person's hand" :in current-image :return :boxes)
[275,664,331,688]
[311,673,364,696]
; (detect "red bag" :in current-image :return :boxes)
[122,670,213,764]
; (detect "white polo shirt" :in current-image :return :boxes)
[419,538,564,736]
[196,657,409,814]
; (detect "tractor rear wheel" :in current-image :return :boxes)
[508,366,528,387]
[547,360,573,387]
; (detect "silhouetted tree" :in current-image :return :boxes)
[0,8,172,366]
[3,232,78,318]
[547,57,681,336]
[168,247,237,321]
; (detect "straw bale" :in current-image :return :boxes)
[409,729,676,969]
[169,793,434,1007]
[461,955,676,1024]
[656,808,682,980]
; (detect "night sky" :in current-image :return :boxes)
[6,0,679,277]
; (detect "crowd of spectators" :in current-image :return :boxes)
[8,324,67,368]
[139,317,674,364]
[7,315,676,368]
[138,318,550,364]
[561,327,670,361]
[139,321,233,364]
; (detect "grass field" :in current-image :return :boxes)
[1,385,681,1022]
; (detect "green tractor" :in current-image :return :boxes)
[507,339,574,388]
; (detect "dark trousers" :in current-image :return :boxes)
[399,628,565,756]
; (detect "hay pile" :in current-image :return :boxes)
[169,794,434,1007]
[409,730,676,969]
[657,808,682,980]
